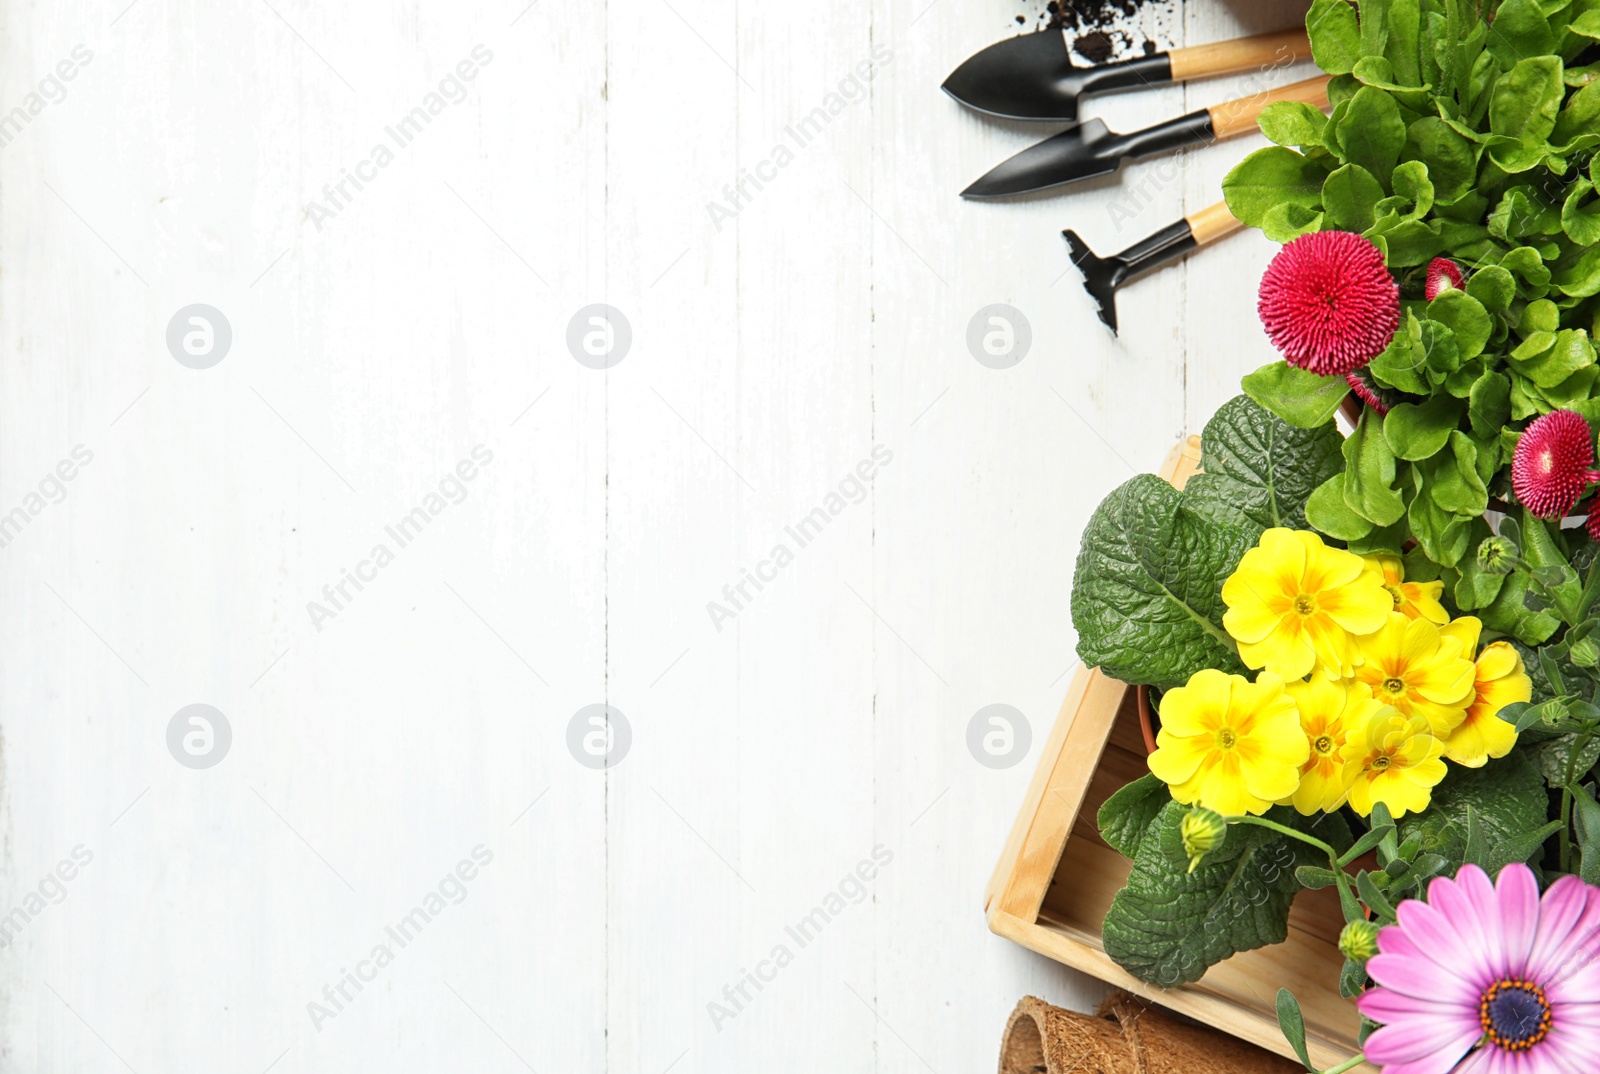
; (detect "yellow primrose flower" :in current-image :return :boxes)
[1221,529,1392,680]
[1350,612,1476,736]
[1281,676,1379,814]
[1361,553,1447,625]
[1147,669,1310,816]
[1437,617,1530,767]
[1340,707,1446,818]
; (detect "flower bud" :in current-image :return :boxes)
[1573,638,1600,669]
[1477,536,1519,576]
[1339,919,1381,965]
[1180,807,1226,873]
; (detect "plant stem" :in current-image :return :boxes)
[1320,1054,1366,1074]
[1560,729,1593,873]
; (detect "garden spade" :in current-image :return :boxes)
[962,75,1330,200]
[942,27,1312,123]
[1064,201,1242,334]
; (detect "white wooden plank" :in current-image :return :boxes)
[0,1,1337,1071]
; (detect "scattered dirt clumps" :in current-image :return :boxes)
[1020,0,1169,64]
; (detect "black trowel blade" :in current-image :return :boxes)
[943,32,1084,122]
[942,32,1172,122]
[961,120,1119,199]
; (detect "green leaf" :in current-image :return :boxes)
[1277,989,1315,1072]
[1183,395,1345,534]
[1489,56,1565,172]
[1533,735,1600,786]
[1573,784,1600,885]
[1102,802,1307,986]
[1563,179,1600,245]
[1391,160,1435,219]
[1340,821,1398,866]
[1344,405,1406,526]
[1262,202,1327,244]
[1307,0,1363,75]
[1555,81,1600,149]
[1428,291,1493,360]
[1337,87,1408,186]
[1098,774,1169,858]
[1223,148,1331,229]
[1357,870,1398,920]
[1486,0,1558,67]
[1258,101,1330,149]
[1070,475,1251,689]
[1306,473,1376,541]
[1395,752,1551,875]
[1468,369,1511,438]
[1404,116,1478,204]
[1556,248,1600,299]
[1513,328,1596,388]
[1383,394,1462,460]
[1240,361,1351,428]
[1322,164,1387,232]
[1467,265,1516,312]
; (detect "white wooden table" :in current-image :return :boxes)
[0,0,1315,1069]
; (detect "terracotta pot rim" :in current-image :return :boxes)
[1136,684,1157,755]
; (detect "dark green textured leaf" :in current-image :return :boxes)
[1098,774,1169,859]
[1395,752,1551,875]
[1102,802,1307,986]
[1183,395,1344,534]
[1070,475,1251,689]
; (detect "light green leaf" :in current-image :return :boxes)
[1337,87,1408,185]
[1223,148,1330,229]
[1383,394,1462,460]
[1344,407,1407,526]
[1489,56,1565,172]
[1240,361,1351,428]
[1466,264,1516,312]
[1322,163,1386,231]
[1307,0,1363,75]
[1404,116,1477,204]
[1257,101,1329,149]
[1306,473,1376,541]
[1556,248,1600,298]
[1427,290,1492,360]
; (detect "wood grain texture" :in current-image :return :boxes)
[0,1,1326,1070]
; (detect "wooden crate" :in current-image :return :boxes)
[985,436,1376,1073]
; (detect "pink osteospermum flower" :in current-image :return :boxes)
[1511,410,1600,519]
[1427,257,1466,301]
[1357,864,1600,1074]
[1257,230,1401,376]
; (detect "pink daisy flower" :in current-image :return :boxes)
[1358,864,1600,1074]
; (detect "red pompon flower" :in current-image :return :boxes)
[1257,231,1401,376]
[1512,410,1600,519]
[1425,257,1465,301]
[1345,368,1391,415]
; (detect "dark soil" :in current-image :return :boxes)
[1022,0,1165,63]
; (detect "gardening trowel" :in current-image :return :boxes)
[942,27,1312,123]
[962,74,1330,200]
[1064,201,1241,334]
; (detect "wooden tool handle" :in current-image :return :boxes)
[1186,202,1243,246]
[1207,74,1333,139]
[1168,28,1312,82]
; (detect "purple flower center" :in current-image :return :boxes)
[1480,979,1552,1051]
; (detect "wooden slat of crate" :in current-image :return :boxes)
[984,436,1376,1073]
